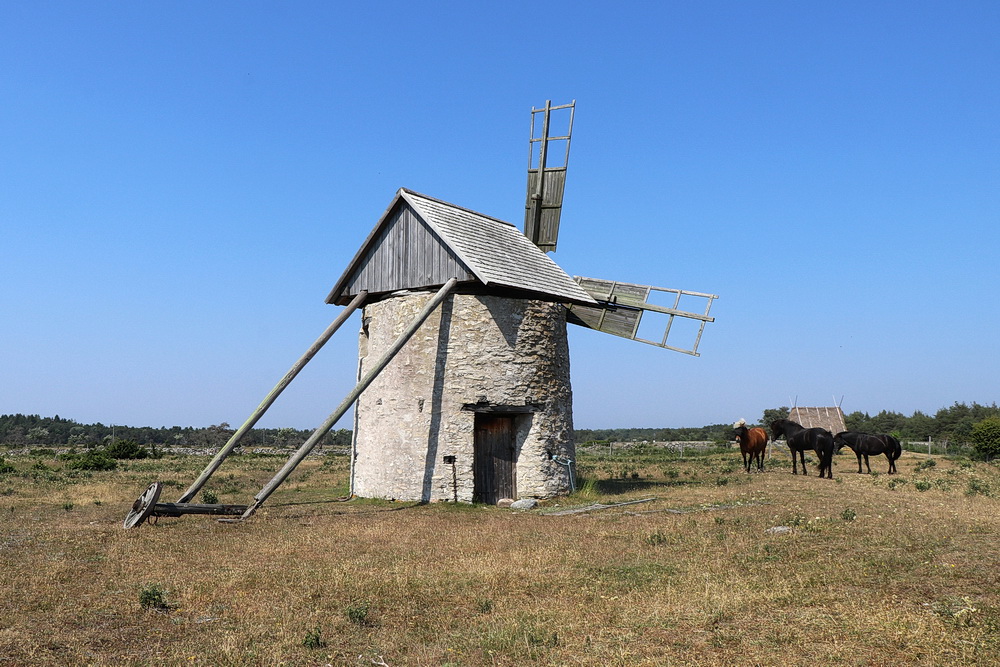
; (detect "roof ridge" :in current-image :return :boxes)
[400,188,518,228]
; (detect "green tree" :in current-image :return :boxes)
[970,417,1000,460]
[27,426,50,444]
[844,411,872,432]
[761,407,789,429]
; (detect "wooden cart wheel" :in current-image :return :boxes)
[123,482,163,529]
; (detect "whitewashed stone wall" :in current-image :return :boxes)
[351,290,576,503]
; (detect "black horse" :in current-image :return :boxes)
[770,418,835,479]
[833,431,902,474]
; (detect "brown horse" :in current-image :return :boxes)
[733,419,768,472]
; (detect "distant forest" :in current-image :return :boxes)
[2,402,997,449]
[0,414,351,450]
[578,401,1000,445]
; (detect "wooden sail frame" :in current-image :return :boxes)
[566,276,717,356]
[524,100,575,252]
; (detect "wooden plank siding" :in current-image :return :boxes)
[524,168,567,252]
[342,205,475,298]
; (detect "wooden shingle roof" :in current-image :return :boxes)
[326,188,597,307]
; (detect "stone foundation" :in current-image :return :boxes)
[351,291,576,503]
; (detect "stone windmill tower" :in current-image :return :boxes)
[326,101,717,505]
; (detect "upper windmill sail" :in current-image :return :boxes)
[524,100,575,252]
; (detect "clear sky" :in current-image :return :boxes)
[2,2,998,431]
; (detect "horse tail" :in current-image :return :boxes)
[889,435,902,461]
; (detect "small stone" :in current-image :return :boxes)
[510,498,539,510]
[765,526,793,534]
[496,498,515,508]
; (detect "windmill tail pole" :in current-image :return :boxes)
[241,277,459,519]
[176,291,368,503]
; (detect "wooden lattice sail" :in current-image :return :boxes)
[524,100,575,252]
[566,277,717,356]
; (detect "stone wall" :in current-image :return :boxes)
[351,290,576,503]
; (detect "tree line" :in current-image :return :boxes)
[0,414,351,450]
[3,400,998,451]
[765,401,1000,443]
[577,401,1000,445]
[576,424,733,444]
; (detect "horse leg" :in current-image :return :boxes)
[863,454,871,474]
[799,450,808,475]
[855,453,863,474]
[886,453,894,475]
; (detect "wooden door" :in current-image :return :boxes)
[473,415,516,504]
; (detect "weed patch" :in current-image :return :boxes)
[966,478,993,497]
[138,583,171,612]
[302,626,326,649]
[345,600,375,626]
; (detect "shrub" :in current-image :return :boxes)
[105,439,149,460]
[914,480,932,492]
[65,451,117,471]
[841,508,857,521]
[966,478,993,497]
[970,417,1000,460]
[201,490,219,504]
[0,457,15,475]
[138,583,170,611]
[915,459,937,472]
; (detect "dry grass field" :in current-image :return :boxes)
[1,443,999,666]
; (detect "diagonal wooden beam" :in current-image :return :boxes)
[241,278,459,519]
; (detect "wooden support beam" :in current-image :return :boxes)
[152,503,249,517]
[241,278,459,520]
[176,291,367,503]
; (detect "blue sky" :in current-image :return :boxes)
[2,2,998,430]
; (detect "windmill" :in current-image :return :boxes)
[124,100,718,527]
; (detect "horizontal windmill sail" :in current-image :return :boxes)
[566,277,717,356]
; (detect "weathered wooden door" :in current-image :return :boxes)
[473,415,516,504]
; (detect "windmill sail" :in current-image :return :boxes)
[524,100,575,252]
[566,277,717,356]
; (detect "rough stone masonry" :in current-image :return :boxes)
[351,290,576,503]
